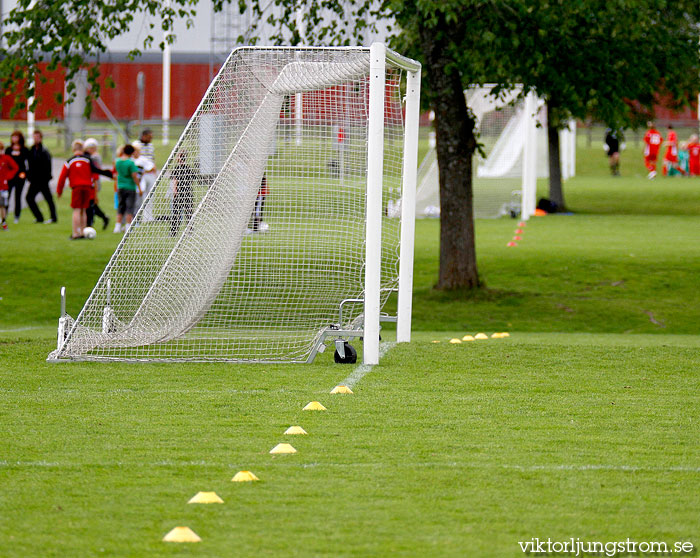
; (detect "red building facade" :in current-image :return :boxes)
[1,57,217,122]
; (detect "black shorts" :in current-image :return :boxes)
[118,189,137,215]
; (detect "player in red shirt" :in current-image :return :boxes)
[57,140,112,239]
[0,141,20,230]
[643,122,663,179]
[687,134,700,177]
[662,124,685,176]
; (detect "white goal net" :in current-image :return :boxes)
[415,87,576,220]
[49,45,421,364]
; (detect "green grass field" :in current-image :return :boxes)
[1,133,699,556]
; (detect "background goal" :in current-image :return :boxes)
[415,87,576,220]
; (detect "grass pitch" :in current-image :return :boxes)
[1,137,700,556]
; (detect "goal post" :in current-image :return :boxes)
[396,65,421,344]
[414,87,576,221]
[48,44,421,365]
[363,43,386,366]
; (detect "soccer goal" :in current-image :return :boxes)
[415,87,576,220]
[48,44,421,365]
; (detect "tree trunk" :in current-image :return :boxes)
[419,21,480,290]
[547,103,566,211]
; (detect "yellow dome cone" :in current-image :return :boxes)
[232,470,259,482]
[474,333,489,340]
[431,340,441,343]
[491,332,503,338]
[270,443,297,454]
[163,526,201,543]
[303,401,327,411]
[284,425,308,435]
[188,491,223,504]
[449,338,462,344]
[501,332,510,337]
[462,335,475,341]
[331,385,353,394]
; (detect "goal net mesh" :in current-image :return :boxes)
[416,87,549,219]
[50,47,406,362]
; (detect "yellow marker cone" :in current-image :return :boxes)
[491,332,503,339]
[462,335,475,341]
[303,401,327,411]
[232,470,259,482]
[431,340,441,343]
[474,333,489,340]
[163,527,201,543]
[270,443,297,454]
[284,426,308,435]
[188,491,223,504]
[331,385,353,394]
[449,338,462,344]
[501,332,510,337]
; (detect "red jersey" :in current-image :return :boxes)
[687,141,700,175]
[57,154,110,195]
[0,154,19,190]
[664,130,678,162]
[643,129,662,157]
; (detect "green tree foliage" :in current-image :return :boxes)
[492,1,700,209]
[0,0,201,115]
[2,1,699,287]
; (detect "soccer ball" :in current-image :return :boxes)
[83,227,97,239]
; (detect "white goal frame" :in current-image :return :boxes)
[48,43,421,366]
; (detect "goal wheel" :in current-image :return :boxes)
[334,342,357,364]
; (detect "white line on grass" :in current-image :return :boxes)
[2,460,700,473]
[338,341,396,389]
[0,326,46,333]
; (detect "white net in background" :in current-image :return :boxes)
[416,87,549,219]
[49,47,408,362]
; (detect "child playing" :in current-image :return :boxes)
[57,140,113,239]
[687,134,700,177]
[662,124,685,177]
[131,142,157,222]
[643,122,663,179]
[83,138,110,230]
[678,141,690,176]
[114,144,142,233]
[0,141,20,230]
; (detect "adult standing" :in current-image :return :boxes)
[138,128,155,164]
[5,130,29,223]
[604,128,621,176]
[26,129,57,224]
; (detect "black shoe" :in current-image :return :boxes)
[34,219,44,224]
[102,216,110,230]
